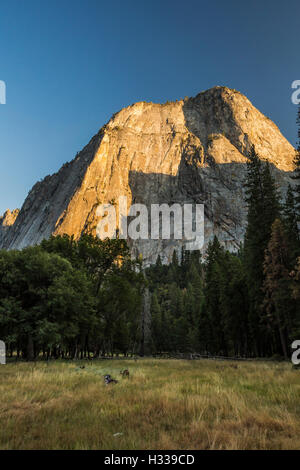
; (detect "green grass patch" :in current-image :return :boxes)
[0,359,299,449]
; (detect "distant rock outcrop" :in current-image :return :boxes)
[0,209,19,246]
[0,87,295,264]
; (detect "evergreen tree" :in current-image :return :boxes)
[292,104,300,218]
[150,292,162,353]
[291,258,300,305]
[219,253,249,356]
[262,219,296,358]
[243,146,281,355]
[204,237,227,354]
[283,184,300,260]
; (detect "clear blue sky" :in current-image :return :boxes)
[0,0,299,215]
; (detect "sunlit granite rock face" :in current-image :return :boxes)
[0,87,295,264]
[0,209,19,246]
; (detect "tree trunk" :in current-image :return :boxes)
[279,327,288,360]
[27,334,34,361]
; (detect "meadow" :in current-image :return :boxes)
[0,358,299,450]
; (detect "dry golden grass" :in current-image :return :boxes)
[0,359,299,449]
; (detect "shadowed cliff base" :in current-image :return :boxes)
[125,155,293,265]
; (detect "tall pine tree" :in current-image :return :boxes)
[283,184,299,261]
[262,219,296,359]
[292,104,300,219]
[244,146,280,355]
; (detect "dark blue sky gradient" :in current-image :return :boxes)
[0,0,299,214]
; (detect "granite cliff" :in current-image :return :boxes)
[0,86,295,264]
[0,209,19,247]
